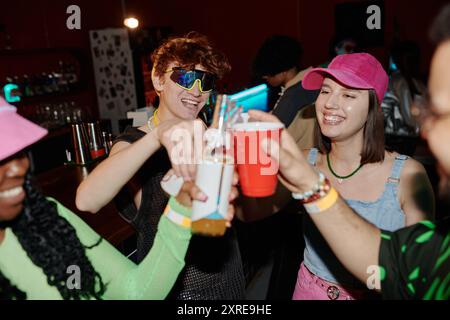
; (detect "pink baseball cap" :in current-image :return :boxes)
[302,53,388,104]
[0,97,48,161]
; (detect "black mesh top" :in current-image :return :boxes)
[113,127,245,300]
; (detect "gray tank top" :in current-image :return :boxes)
[303,148,407,286]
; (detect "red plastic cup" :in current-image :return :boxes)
[232,122,284,197]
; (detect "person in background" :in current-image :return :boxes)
[235,35,319,299]
[319,35,358,68]
[76,32,245,300]
[334,38,357,56]
[0,97,237,299]
[252,35,319,127]
[382,41,427,156]
[252,3,450,299]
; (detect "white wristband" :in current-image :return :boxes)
[164,204,191,228]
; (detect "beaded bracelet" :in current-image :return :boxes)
[291,172,331,204]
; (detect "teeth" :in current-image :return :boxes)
[181,99,199,106]
[0,186,24,198]
[323,115,344,124]
[324,115,344,122]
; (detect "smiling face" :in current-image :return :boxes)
[0,152,29,222]
[315,77,370,143]
[152,63,211,120]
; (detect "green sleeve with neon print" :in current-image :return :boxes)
[379,218,450,300]
[52,196,192,299]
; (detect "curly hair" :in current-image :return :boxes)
[0,174,106,300]
[151,31,231,79]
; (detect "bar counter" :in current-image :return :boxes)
[34,164,135,247]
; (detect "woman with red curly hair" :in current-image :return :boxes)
[76,32,245,299]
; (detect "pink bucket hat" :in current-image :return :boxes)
[0,97,48,161]
[302,53,388,104]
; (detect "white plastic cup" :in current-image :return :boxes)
[191,158,234,236]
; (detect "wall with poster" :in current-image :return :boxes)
[89,28,137,134]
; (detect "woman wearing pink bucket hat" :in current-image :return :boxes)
[285,53,435,300]
[0,97,237,299]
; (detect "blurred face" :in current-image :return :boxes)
[423,41,450,176]
[335,40,357,55]
[315,77,369,142]
[154,63,211,120]
[263,72,286,87]
[0,152,29,222]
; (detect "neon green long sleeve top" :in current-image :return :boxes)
[0,197,192,300]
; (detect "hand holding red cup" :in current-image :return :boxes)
[232,118,284,197]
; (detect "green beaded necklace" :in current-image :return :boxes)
[326,153,363,184]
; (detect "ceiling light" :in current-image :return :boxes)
[124,17,139,29]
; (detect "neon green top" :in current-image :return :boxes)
[0,197,192,300]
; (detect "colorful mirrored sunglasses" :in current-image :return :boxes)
[166,67,216,93]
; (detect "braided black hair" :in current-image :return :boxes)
[0,271,26,300]
[0,174,106,300]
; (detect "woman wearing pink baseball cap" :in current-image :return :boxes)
[0,97,235,299]
[288,53,435,300]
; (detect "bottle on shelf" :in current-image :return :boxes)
[13,76,22,96]
[66,62,79,84]
[41,73,52,94]
[32,74,43,96]
[22,75,34,97]
[57,60,69,92]
[85,121,106,159]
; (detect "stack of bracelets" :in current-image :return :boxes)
[291,172,339,214]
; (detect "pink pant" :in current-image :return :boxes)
[292,263,373,300]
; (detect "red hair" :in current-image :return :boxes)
[151,31,231,79]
